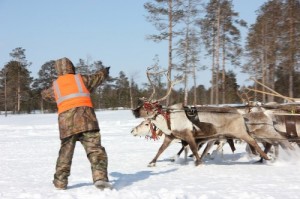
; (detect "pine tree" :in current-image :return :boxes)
[76,58,90,75]
[144,0,184,105]
[244,0,300,102]
[115,71,130,108]
[6,47,33,113]
[200,0,245,104]
[175,0,202,105]
[1,60,32,113]
[32,60,57,112]
[280,0,300,98]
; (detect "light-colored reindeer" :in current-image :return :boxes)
[237,90,296,162]
[131,118,234,164]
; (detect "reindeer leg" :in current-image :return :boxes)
[200,140,215,161]
[170,145,185,162]
[169,140,188,162]
[172,130,202,166]
[188,139,204,158]
[212,139,226,158]
[274,144,279,160]
[248,144,259,156]
[184,132,202,166]
[227,138,236,153]
[257,142,272,163]
[176,140,188,157]
[242,135,270,161]
[148,134,175,167]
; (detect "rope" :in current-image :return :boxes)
[252,136,300,142]
[246,122,273,126]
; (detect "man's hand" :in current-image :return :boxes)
[102,67,110,78]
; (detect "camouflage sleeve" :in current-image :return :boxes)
[81,67,110,93]
[41,87,56,103]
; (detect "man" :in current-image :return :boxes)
[41,57,111,190]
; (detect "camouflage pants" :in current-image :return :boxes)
[53,131,108,188]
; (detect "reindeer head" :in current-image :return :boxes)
[132,66,183,119]
[131,119,152,136]
[131,118,163,140]
[132,98,162,118]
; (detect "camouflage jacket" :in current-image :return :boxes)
[41,68,109,139]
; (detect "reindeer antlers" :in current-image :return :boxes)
[156,75,184,102]
[237,89,254,105]
[146,66,184,102]
[146,66,166,101]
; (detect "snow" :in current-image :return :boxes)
[1,110,300,199]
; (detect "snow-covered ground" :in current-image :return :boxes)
[1,110,300,199]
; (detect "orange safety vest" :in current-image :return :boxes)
[53,74,93,114]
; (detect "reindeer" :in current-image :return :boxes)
[242,107,295,162]
[131,119,235,165]
[237,90,297,162]
[132,101,271,166]
[242,77,300,145]
[131,67,270,166]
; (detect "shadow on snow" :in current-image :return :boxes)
[110,168,178,190]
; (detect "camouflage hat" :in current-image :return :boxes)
[55,57,75,75]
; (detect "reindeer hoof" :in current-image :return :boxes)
[263,155,270,161]
[169,155,178,162]
[148,162,156,167]
[254,158,264,164]
[195,160,203,166]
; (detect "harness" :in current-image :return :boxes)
[143,101,171,140]
[184,106,235,152]
[184,106,201,130]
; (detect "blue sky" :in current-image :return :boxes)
[0,0,266,88]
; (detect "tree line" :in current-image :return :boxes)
[1,0,300,115]
[0,47,240,114]
[144,0,300,105]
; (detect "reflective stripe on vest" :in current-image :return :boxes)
[53,74,90,104]
[53,74,93,113]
